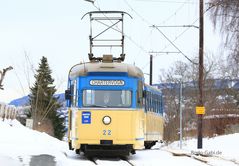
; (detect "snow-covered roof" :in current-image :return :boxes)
[69,62,144,79]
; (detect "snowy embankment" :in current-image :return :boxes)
[0,119,239,166]
[168,134,239,160]
[164,134,239,166]
[0,119,69,165]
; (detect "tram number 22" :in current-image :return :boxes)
[103,130,111,136]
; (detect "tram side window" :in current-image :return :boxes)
[154,94,156,113]
[71,80,78,107]
[156,95,159,113]
[151,93,154,112]
[159,96,163,114]
[145,91,149,112]
[157,95,160,113]
[155,95,157,113]
[137,81,143,108]
[157,96,160,113]
[121,90,131,106]
[83,90,94,106]
[152,94,158,113]
[152,93,155,113]
[149,92,152,112]
[158,96,161,114]
[147,92,150,111]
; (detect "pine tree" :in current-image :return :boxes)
[29,56,66,140]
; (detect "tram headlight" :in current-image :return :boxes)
[102,116,111,125]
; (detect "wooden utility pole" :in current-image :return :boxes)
[149,54,153,85]
[148,52,179,86]
[0,66,13,90]
[197,0,204,149]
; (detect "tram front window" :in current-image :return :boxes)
[83,90,131,107]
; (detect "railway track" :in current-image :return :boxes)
[66,147,238,166]
[164,149,239,166]
[87,157,134,166]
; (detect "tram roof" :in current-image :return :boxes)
[69,62,144,79]
[144,84,162,94]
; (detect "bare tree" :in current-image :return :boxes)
[209,0,239,78]
[0,66,13,90]
[160,53,236,141]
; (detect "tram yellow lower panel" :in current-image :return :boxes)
[69,109,145,150]
[145,112,164,141]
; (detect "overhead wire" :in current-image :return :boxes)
[123,0,151,25]
[89,1,155,70]
[132,28,154,63]
[124,0,196,65]
[152,25,197,64]
[123,0,157,67]
[90,0,211,67]
[134,0,197,4]
[91,2,149,55]
[124,0,195,70]
[159,2,215,56]
[159,0,189,25]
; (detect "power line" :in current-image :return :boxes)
[124,0,151,25]
[123,0,197,72]
[151,25,197,64]
[159,4,214,54]
[159,0,191,25]
[153,25,199,28]
[92,2,149,55]
[134,0,197,4]
[91,0,211,66]
[123,0,195,64]
[142,61,150,70]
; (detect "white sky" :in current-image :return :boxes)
[0,0,223,103]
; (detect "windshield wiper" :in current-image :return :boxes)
[87,104,108,108]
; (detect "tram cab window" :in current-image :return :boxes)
[137,81,143,108]
[71,80,78,107]
[83,90,131,108]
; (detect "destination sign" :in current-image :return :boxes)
[90,80,125,86]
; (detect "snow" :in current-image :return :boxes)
[0,119,239,166]
[129,149,208,166]
[0,119,69,166]
[167,134,239,166]
[204,114,239,119]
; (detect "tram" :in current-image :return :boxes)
[65,55,164,156]
[65,11,164,156]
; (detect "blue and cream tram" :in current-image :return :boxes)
[65,55,164,156]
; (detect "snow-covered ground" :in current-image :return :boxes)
[169,134,239,160]
[0,119,238,166]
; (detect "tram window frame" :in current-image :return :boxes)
[158,97,161,114]
[153,94,156,113]
[155,94,158,113]
[145,91,149,112]
[148,92,150,112]
[149,92,152,112]
[159,95,163,114]
[151,93,153,113]
[151,93,154,112]
[157,95,160,113]
[154,94,157,113]
[158,96,160,113]
[69,84,74,106]
[71,79,78,107]
[137,81,143,108]
[82,89,132,108]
